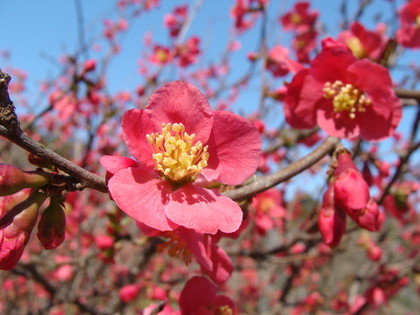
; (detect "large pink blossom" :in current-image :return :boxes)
[284,39,402,141]
[101,81,261,235]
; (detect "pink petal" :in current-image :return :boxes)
[121,109,156,169]
[201,111,261,185]
[99,155,138,175]
[145,81,213,144]
[177,227,213,271]
[179,276,217,314]
[165,184,243,234]
[108,167,175,231]
[201,238,233,284]
[284,69,321,129]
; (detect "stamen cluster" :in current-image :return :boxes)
[323,80,371,119]
[146,123,209,185]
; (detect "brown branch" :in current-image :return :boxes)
[223,136,340,201]
[0,70,107,193]
[394,88,420,101]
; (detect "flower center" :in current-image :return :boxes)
[416,15,420,28]
[215,305,233,315]
[345,37,366,59]
[157,232,192,265]
[146,123,209,185]
[323,81,371,119]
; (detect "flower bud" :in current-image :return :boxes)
[318,185,347,248]
[334,152,370,215]
[82,59,96,73]
[0,164,50,196]
[0,190,47,270]
[350,199,383,232]
[37,196,66,250]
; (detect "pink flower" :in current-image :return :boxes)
[284,39,402,141]
[337,22,388,60]
[179,276,236,315]
[280,1,318,33]
[396,0,420,48]
[139,224,233,284]
[101,81,261,234]
[251,189,286,235]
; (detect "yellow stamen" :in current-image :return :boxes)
[157,232,192,265]
[215,305,233,315]
[345,37,366,59]
[416,15,420,28]
[147,123,209,185]
[323,81,371,119]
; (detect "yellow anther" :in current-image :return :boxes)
[323,80,371,119]
[215,305,233,315]
[146,123,209,185]
[416,15,420,27]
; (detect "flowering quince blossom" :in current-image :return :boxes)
[139,223,233,284]
[396,0,420,49]
[101,81,261,235]
[337,22,388,60]
[284,38,402,141]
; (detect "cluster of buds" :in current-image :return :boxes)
[0,163,66,270]
[318,150,384,248]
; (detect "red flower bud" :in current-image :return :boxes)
[350,199,383,232]
[334,152,370,215]
[0,190,47,270]
[82,59,96,73]
[37,196,66,250]
[0,164,50,197]
[318,185,347,248]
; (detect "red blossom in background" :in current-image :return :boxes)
[284,39,402,141]
[337,22,388,60]
[101,81,261,235]
[396,0,420,48]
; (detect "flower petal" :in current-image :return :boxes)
[108,167,175,231]
[201,111,261,185]
[165,184,243,234]
[145,81,213,144]
[100,155,138,176]
[121,109,156,169]
[284,69,322,129]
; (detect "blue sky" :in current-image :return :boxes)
[1,0,417,197]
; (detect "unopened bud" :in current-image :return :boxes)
[334,152,370,215]
[318,185,347,248]
[0,190,47,270]
[82,59,96,73]
[0,164,50,196]
[350,199,383,232]
[37,196,66,250]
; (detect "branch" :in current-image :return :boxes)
[394,88,420,102]
[0,70,107,193]
[223,136,340,201]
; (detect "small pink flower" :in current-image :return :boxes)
[101,81,261,234]
[337,22,388,60]
[139,224,233,285]
[284,39,402,141]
